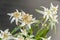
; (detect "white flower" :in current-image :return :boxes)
[50,3,58,14]
[20,10,38,29]
[50,3,58,28]
[49,15,58,30]
[41,36,51,40]
[15,35,24,40]
[50,15,58,23]
[7,9,22,25]
[26,35,35,40]
[0,29,12,40]
[36,7,52,22]
[36,3,58,23]
[21,29,28,36]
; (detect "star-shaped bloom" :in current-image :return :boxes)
[50,3,58,14]
[36,3,58,23]
[0,29,12,40]
[49,15,58,30]
[7,9,22,25]
[20,10,38,29]
[50,15,58,23]
[36,7,52,22]
[41,36,51,40]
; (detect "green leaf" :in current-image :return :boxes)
[29,28,33,35]
[0,38,2,40]
[36,27,49,40]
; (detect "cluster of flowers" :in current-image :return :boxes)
[36,3,58,30]
[0,3,58,40]
[0,29,36,40]
[7,9,38,29]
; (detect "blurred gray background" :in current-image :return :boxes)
[0,0,60,40]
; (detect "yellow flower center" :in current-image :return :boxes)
[52,7,57,11]
[4,33,8,39]
[47,10,51,14]
[13,12,21,18]
[22,14,32,24]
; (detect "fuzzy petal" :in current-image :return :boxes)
[11,18,15,23]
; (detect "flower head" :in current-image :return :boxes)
[36,7,52,21]
[50,3,58,14]
[0,29,12,40]
[7,9,22,25]
[20,10,38,29]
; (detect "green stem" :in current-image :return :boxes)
[36,23,50,40]
[11,26,20,34]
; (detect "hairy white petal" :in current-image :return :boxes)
[35,9,44,14]
[48,36,51,40]
[20,22,25,26]
[15,19,18,25]
[4,29,9,33]
[28,24,31,29]
[16,9,19,12]
[11,18,15,23]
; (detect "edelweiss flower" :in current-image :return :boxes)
[20,11,38,29]
[26,35,35,40]
[50,3,58,14]
[7,9,22,25]
[49,15,58,29]
[36,3,58,23]
[41,36,51,40]
[50,15,58,23]
[36,7,52,21]
[0,29,12,40]
[15,35,24,40]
